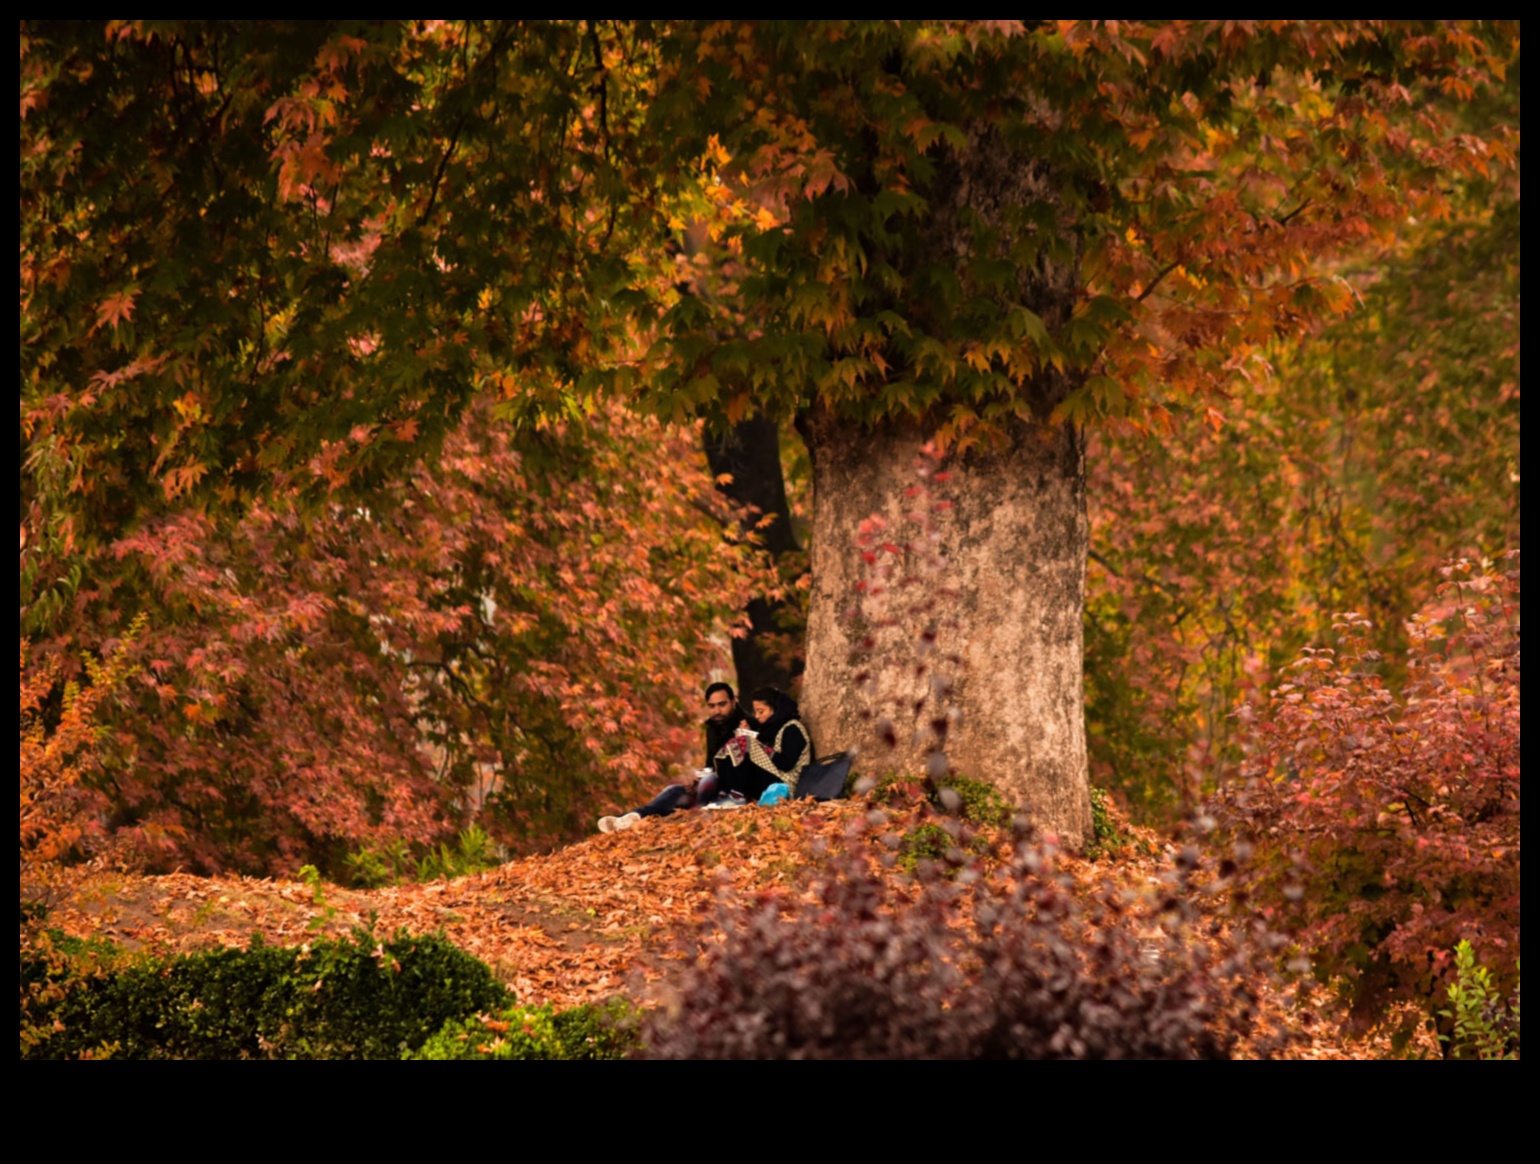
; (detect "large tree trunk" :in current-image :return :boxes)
[798,411,1091,848]
[703,416,805,696]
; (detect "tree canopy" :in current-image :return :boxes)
[20,19,1520,864]
[22,21,1516,554]
[19,21,1521,1060]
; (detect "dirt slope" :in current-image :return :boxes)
[38,798,1415,1058]
[44,800,861,1007]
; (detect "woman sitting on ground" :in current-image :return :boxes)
[597,687,812,833]
[741,686,812,800]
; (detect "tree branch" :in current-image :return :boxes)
[1273,199,1314,228]
[418,117,468,228]
[1136,260,1181,302]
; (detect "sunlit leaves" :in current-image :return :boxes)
[21,20,674,572]
[1221,562,1520,1033]
[64,405,765,874]
[644,20,1516,443]
[1082,112,1520,818]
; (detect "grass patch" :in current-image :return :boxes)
[1086,786,1131,859]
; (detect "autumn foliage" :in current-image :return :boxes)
[20,22,1518,542]
[15,20,1524,1057]
[1222,558,1521,1032]
[1085,129,1521,816]
[48,404,764,874]
[643,821,1287,1060]
[20,621,142,875]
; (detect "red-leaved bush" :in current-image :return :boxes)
[1223,556,1520,1033]
[642,817,1286,1060]
[56,402,766,874]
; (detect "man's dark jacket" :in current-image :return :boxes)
[704,707,746,768]
[705,707,763,798]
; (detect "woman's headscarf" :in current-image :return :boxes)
[748,687,800,740]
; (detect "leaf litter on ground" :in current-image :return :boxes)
[35,795,1427,1058]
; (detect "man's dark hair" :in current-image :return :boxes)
[705,681,735,702]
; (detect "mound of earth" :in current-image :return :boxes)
[35,797,1419,1058]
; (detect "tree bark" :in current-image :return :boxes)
[794,125,1090,844]
[703,416,805,696]
[798,411,1091,848]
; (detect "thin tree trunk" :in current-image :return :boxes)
[798,411,1091,848]
[703,416,805,695]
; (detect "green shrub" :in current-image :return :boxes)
[899,822,955,873]
[407,1005,566,1060]
[864,772,923,808]
[1440,941,1520,1061]
[344,841,408,889]
[19,929,125,1058]
[865,772,1010,831]
[345,827,501,888]
[21,929,509,1059]
[552,998,642,1059]
[936,776,1011,829]
[1085,786,1128,859]
[407,999,641,1060]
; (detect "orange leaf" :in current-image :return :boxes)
[93,290,138,333]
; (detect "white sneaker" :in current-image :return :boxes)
[615,812,642,831]
[597,816,618,834]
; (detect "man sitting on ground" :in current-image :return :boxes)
[702,681,747,771]
[597,682,746,833]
